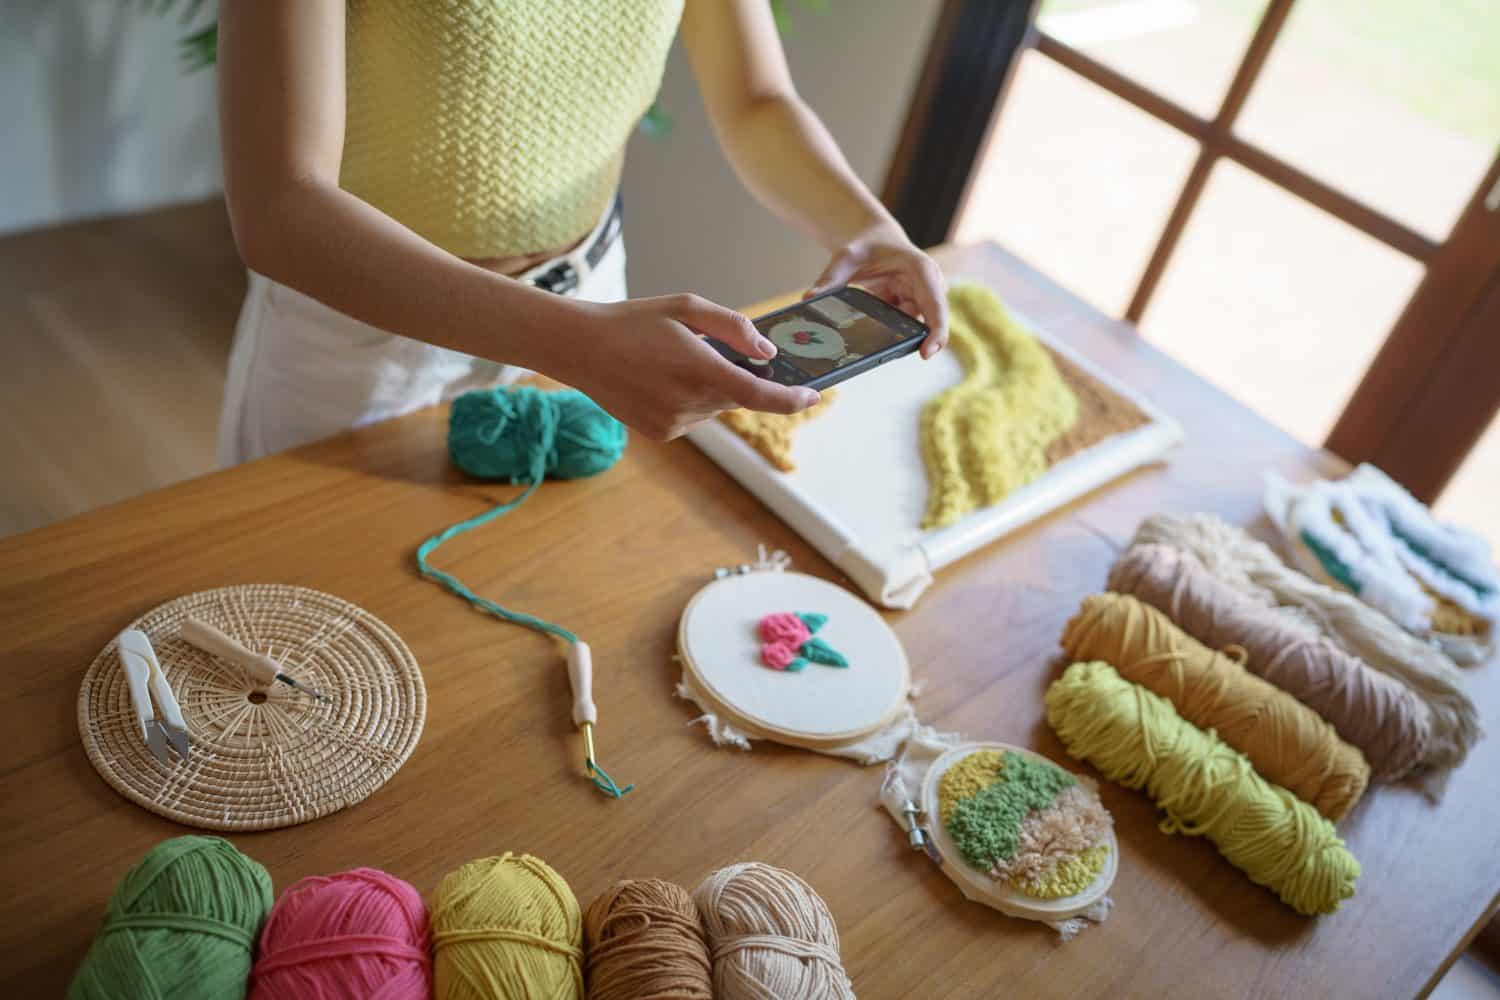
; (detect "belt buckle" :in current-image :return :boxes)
[533,261,579,295]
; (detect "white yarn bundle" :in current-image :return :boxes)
[693,862,855,1000]
[1131,513,1481,772]
[1265,465,1498,664]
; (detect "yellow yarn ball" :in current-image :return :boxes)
[1045,660,1361,916]
[430,853,584,1000]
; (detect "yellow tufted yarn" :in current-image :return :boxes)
[920,285,1079,529]
[1061,593,1370,822]
[935,748,1006,825]
[341,0,684,259]
[431,853,584,1000]
[1046,661,1360,915]
[1013,843,1111,900]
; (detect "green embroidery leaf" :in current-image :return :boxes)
[800,637,848,668]
[796,612,828,633]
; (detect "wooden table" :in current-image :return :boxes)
[2,243,1495,998]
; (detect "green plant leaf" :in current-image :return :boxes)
[180,23,217,72]
[639,102,674,139]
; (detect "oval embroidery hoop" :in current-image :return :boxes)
[921,742,1118,922]
[678,570,910,750]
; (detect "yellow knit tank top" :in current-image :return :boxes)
[340,0,684,259]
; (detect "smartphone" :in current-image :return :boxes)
[709,286,928,392]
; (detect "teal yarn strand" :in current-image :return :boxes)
[416,478,578,643]
[419,386,633,798]
[589,759,634,798]
[69,835,273,1000]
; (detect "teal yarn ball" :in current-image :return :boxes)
[448,386,627,483]
[70,835,273,1000]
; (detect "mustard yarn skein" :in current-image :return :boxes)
[1061,592,1370,821]
[430,853,583,1000]
[1109,542,1435,781]
[1046,660,1360,915]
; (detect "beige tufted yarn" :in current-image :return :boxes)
[693,863,855,1000]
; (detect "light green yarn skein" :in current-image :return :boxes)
[69,835,273,1000]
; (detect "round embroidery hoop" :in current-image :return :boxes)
[921,742,1118,922]
[677,571,910,750]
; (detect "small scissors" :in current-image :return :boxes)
[119,629,191,764]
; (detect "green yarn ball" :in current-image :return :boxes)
[448,386,627,483]
[69,835,273,1000]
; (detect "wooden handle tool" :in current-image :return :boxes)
[180,616,330,703]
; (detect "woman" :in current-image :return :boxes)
[216,0,948,464]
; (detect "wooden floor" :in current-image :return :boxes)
[0,199,246,538]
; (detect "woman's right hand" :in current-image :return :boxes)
[544,294,821,440]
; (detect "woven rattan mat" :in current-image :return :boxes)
[78,585,425,831]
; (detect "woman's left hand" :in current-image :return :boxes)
[807,224,949,358]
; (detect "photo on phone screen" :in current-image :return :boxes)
[711,287,927,391]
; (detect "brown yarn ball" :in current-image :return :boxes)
[583,879,713,1000]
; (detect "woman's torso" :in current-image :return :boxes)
[339,0,684,267]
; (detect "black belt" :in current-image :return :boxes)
[528,195,624,296]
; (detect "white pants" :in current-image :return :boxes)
[216,233,628,466]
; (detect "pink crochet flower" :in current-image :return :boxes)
[756,612,848,673]
[758,612,811,647]
[761,641,800,671]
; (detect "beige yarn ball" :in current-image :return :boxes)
[692,862,854,1000]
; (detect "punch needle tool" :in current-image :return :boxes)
[180,616,331,703]
[568,641,632,798]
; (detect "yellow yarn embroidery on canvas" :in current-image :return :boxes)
[920,285,1079,529]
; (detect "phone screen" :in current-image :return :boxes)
[718,289,924,388]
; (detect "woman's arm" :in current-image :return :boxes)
[218,0,815,439]
[681,0,949,356]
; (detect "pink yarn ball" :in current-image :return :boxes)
[759,612,810,647]
[250,867,431,1000]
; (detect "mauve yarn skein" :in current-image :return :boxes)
[1130,512,1481,771]
[69,835,273,1000]
[250,868,431,1000]
[1110,543,1435,781]
[693,862,855,1000]
[584,879,713,1000]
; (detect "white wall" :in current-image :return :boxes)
[1,0,940,307]
[0,1,221,236]
[621,0,943,305]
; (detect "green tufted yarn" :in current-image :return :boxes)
[69,835,273,999]
[447,385,627,483]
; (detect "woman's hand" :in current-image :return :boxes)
[542,294,821,441]
[808,225,949,358]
